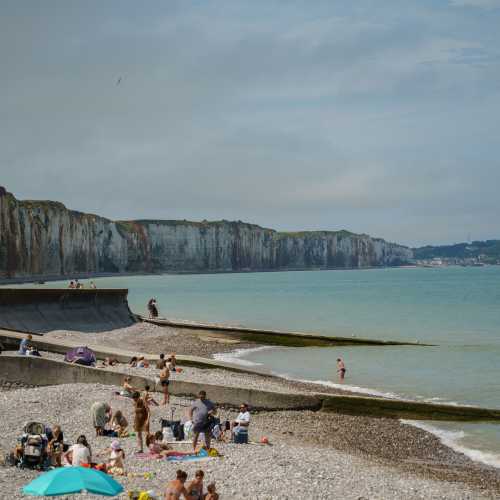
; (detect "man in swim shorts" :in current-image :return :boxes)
[189,390,217,451]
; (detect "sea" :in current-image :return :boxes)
[13,266,500,467]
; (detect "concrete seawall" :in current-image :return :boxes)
[2,355,500,422]
[0,356,320,411]
[0,288,136,333]
[0,329,273,374]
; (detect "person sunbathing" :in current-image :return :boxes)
[146,432,202,459]
[137,356,149,368]
[146,431,171,457]
[101,357,118,367]
[121,376,137,397]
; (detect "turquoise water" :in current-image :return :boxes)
[14,266,500,465]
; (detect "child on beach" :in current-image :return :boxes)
[111,410,129,437]
[205,482,219,500]
[143,385,159,407]
[186,470,205,500]
[103,440,125,475]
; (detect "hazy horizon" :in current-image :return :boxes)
[2,1,500,247]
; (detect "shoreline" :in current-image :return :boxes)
[0,264,417,286]
[216,345,500,471]
[42,325,500,473]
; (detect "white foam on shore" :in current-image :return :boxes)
[283,376,402,399]
[218,347,471,405]
[400,420,500,469]
[212,346,274,367]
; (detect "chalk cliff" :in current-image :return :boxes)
[0,188,413,278]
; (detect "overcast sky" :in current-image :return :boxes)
[1,1,500,247]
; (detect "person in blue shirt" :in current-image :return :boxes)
[18,334,33,355]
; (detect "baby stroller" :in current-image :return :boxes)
[19,422,49,469]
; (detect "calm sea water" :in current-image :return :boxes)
[14,266,500,466]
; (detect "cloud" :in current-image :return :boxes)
[0,1,499,246]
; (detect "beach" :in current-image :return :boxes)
[0,383,499,499]
[1,323,500,498]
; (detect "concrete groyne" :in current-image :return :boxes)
[142,316,433,347]
[1,354,499,422]
[0,288,136,333]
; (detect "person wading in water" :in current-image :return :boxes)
[336,357,346,382]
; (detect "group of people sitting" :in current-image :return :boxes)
[68,279,96,289]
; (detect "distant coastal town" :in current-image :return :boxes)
[415,256,499,267]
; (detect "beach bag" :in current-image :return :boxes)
[162,427,174,441]
[160,419,184,441]
[234,430,248,444]
[183,421,193,440]
[212,424,222,440]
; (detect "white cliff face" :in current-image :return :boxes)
[0,189,413,278]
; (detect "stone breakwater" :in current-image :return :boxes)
[0,187,412,278]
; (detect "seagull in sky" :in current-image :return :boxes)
[116,76,122,86]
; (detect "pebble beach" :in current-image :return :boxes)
[1,323,500,498]
[0,383,497,500]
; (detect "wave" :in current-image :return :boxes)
[278,376,402,399]
[400,420,500,469]
[212,346,274,367]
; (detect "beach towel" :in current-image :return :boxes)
[166,448,213,463]
[135,449,213,463]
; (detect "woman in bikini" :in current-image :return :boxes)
[165,470,190,499]
[186,470,204,500]
[121,376,137,397]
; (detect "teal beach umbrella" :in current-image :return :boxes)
[23,467,123,496]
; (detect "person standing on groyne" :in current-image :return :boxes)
[147,298,159,318]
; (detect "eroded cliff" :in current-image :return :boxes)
[0,188,413,278]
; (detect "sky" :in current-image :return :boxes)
[1,0,499,247]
